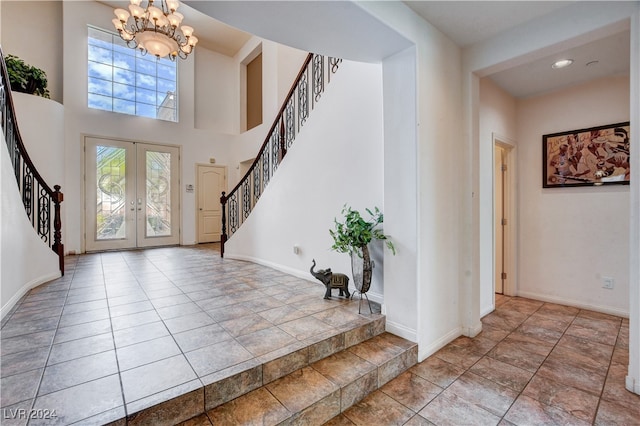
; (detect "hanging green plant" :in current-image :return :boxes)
[5,54,50,99]
[329,204,396,256]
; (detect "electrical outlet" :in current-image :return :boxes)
[603,277,614,289]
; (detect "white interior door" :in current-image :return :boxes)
[197,165,226,243]
[85,137,180,251]
[495,145,505,294]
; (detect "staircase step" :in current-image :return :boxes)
[201,332,418,425]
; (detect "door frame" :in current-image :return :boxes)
[493,133,517,297]
[195,163,228,244]
[82,134,182,252]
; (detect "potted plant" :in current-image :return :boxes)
[5,54,50,98]
[329,205,395,312]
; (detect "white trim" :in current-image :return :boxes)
[481,305,494,318]
[462,321,483,338]
[385,319,417,343]
[518,290,629,318]
[418,326,462,362]
[626,375,640,395]
[0,272,61,320]
[225,253,314,282]
[492,133,518,298]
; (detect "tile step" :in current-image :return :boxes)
[193,332,418,425]
[118,311,389,425]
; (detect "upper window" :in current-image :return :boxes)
[87,26,178,122]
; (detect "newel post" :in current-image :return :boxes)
[52,185,64,275]
[220,191,227,258]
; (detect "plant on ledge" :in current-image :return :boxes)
[329,205,395,313]
[6,54,50,99]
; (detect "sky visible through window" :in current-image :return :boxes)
[88,27,177,122]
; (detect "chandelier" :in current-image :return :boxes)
[112,0,198,61]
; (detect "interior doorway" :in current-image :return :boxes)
[197,164,227,243]
[494,145,506,294]
[84,137,180,251]
[493,135,516,296]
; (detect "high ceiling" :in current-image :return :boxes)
[104,1,631,99]
[403,1,631,98]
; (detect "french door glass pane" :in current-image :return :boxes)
[96,145,126,240]
[146,151,172,237]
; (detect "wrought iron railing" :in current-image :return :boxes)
[0,47,64,274]
[220,53,341,256]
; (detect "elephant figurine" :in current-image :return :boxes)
[310,259,350,300]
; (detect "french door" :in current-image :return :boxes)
[85,137,180,251]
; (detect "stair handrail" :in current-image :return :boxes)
[220,53,341,257]
[0,46,64,275]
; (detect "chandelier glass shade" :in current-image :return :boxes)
[112,0,198,60]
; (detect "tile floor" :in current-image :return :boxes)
[327,295,639,426]
[1,244,383,425]
[2,244,639,426]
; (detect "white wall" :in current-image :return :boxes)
[13,93,65,187]
[517,75,630,316]
[225,59,386,300]
[479,78,517,315]
[194,49,237,134]
[1,133,60,319]
[0,1,64,103]
[382,46,418,342]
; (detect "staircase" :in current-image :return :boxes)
[0,47,64,274]
[220,53,342,257]
[182,315,418,425]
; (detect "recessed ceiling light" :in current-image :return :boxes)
[552,59,574,69]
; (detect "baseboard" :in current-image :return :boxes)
[462,321,483,338]
[517,290,629,318]
[385,319,417,343]
[224,254,386,305]
[1,272,61,320]
[481,304,495,318]
[418,326,462,362]
[626,375,640,395]
[224,254,318,283]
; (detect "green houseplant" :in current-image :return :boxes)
[329,205,395,313]
[5,54,50,98]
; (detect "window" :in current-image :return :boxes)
[87,26,178,122]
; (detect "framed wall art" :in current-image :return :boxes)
[543,121,630,188]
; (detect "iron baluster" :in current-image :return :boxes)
[253,165,261,201]
[329,57,342,82]
[298,70,309,127]
[229,192,238,234]
[38,185,51,244]
[285,98,295,149]
[23,167,33,221]
[271,127,280,172]
[242,175,251,220]
[312,54,324,104]
[262,147,270,188]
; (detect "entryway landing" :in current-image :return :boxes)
[0,245,406,425]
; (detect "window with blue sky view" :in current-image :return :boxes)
[88,26,178,122]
